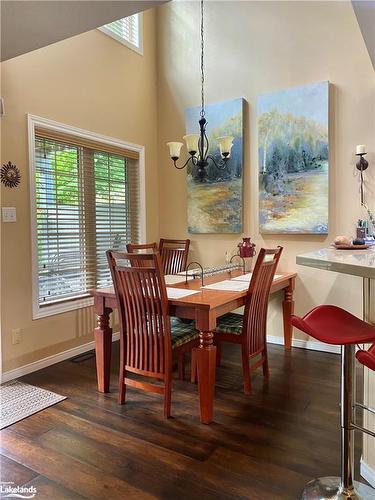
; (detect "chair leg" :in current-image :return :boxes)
[191,349,197,384]
[241,343,251,395]
[262,347,270,379]
[216,341,222,366]
[178,353,185,381]
[118,367,126,405]
[164,374,172,418]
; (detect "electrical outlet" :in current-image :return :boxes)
[2,207,17,223]
[11,328,22,345]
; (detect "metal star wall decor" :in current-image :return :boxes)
[1,161,21,188]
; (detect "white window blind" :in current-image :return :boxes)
[99,14,142,53]
[34,132,140,306]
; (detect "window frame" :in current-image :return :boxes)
[28,114,146,319]
[98,13,143,56]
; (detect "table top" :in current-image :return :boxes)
[297,246,375,279]
[92,270,296,310]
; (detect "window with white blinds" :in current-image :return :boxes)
[99,13,142,54]
[31,122,142,316]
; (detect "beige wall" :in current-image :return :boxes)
[156,0,375,342]
[1,9,159,372]
[1,1,374,369]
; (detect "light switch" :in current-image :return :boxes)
[2,207,17,222]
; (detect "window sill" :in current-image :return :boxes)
[33,295,94,320]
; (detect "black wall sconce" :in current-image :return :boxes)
[356,144,369,205]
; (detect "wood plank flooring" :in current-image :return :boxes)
[0,343,353,499]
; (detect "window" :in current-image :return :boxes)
[28,115,145,318]
[98,13,143,54]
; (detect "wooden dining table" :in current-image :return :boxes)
[92,269,296,424]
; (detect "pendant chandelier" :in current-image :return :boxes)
[166,0,234,182]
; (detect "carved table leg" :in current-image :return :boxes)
[195,331,216,424]
[94,307,113,393]
[282,279,295,350]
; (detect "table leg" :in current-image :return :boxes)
[195,331,216,424]
[282,279,295,349]
[94,307,113,393]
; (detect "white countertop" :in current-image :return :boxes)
[297,246,375,279]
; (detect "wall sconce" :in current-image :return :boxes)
[356,145,369,205]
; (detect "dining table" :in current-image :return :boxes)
[92,269,297,424]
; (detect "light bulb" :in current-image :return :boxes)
[217,136,234,158]
[183,134,199,155]
[167,142,183,160]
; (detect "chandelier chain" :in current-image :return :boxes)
[200,0,205,118]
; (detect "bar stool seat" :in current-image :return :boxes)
[292,305,375,345]
[356,344,375,371]
[292,305,375,499]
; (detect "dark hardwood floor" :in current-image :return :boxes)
[1,342,350,499]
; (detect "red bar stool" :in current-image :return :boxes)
[292,305,375,499]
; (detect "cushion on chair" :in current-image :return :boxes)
[215,312,243,335]
[170,318,199,348]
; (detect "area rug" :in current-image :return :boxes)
[0,380,66,429]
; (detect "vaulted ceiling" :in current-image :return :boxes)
[352,1,375,70]
[2,1,373,70]
[1,0,168,61]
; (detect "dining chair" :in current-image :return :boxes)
[126,242,158,267]
[159,238,190,275]
[126,242,158,253]
[191,247,283,394]
[107,250,199,417]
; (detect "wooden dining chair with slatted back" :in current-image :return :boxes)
[107,250,199,417]
[159,239,190,275]
[191,247,283,394]
[126,242,158,267]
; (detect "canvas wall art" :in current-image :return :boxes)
[258,81,329,234]
[185,98,244,233]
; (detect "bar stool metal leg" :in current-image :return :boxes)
[301,345,375,499]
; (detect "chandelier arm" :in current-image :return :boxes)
[207,154,228,170]
[173,156,195,170]
[203,127,210,161]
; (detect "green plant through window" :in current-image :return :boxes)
[35,137,130,303]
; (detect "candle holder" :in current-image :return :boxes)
[356,149,369,205]
[356,152,369,172]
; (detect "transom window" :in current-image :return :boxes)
[98,13,143,54]
[29,116,144,318]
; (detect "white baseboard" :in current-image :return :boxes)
[2,332,120,383]
[360,458,375,489]
[267,334,340,354]
[1,331,338,384]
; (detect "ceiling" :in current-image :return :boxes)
[2,1,373,69]
[352,1,375,70]
[1,0,168,62]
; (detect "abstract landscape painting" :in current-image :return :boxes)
[185,98,244,233]
[258,81,329,234]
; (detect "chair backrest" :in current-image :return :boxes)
[107,250,171,378]
[126,242,158,253]
[126,242,158,267]
[243,247,283,355]
[159,238,190,275]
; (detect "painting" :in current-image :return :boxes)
[185,98,244,233]
[258,81,329,234]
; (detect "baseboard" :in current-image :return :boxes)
[360,458,375,488]
[267,334,340,354]
[1,331,338,384]
[1,332,120,383]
